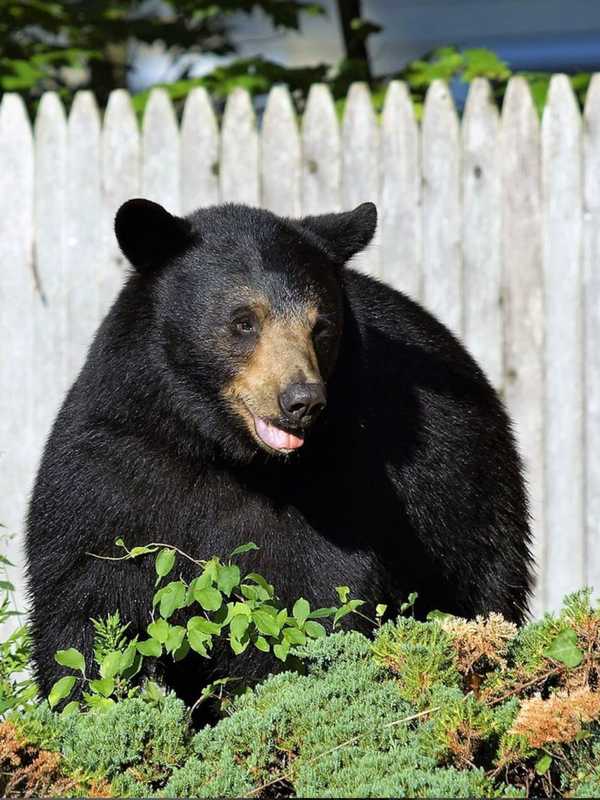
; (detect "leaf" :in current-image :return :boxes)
[100,650,124,679]
[292,597,310,626]
[187,616,221,635]
[230,635,250,655]
[283,627,306,645]
[129,545,158,558]
[240,584,259,603]
[217,564,240,596]
[61,701,80,716]
[155,548,176,579]
[277,608,289,627]
[244,572,274,597]
[308,607,336,619]
[304,620,326,639]
[54,648,85,674]
[192,571,214,591]
[336,586,350,604]
[137,639,162,658]
[114,538,125,548]
[194,586,223,612]
[375,604,388,618]
[163,625,186,654]
[229,542,259,558]
[244,583,271,602]
[543,628,583,668]
[89,678,115,698]
[333,599,365,627]
[535,754,552,775]
[255,635,270,652]
[155,581,188,619]
[253,609,281,637]
[400,592,418,613]
[120,643,138,673]
[230,614,250,640]
[173,639,190,662]
[148,618,171,644]
[188,628,211,657]
[83,694,114,712]
[145,681,164,702]
[227,602,252,621]
[48,676,76,709]
[427,610,454,622]
[273,641,290,662]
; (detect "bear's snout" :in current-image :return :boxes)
[278,381,326,428]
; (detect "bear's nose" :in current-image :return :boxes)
[279,382,327,426]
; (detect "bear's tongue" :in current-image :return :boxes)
[254,417,304,452]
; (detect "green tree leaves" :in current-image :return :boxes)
[543,628,583,668]
[48,542,368,710]
[48,675,76,709]
[55,648,85,674]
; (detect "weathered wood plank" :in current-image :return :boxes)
[342,82,380,276]
[220,88,259,205]
[102,89,139,313]
[142,88,180,213]
[379,81,421,298]
[500,77,545,616]
[66,91,103,380]
[301,84,341,215]
[542,75,584,610]
[261,86,301,216]
[32,93,68,458]
[462,79,502,390]
[180,87,219,214]
[584,74,600,601]
[421,80,462,334]
[0,94,35,625]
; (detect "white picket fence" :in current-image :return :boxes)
[0,74,599,623]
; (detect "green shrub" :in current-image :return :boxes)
[3,533,600,799]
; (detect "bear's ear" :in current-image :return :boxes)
[300,202,377,264]
[114,198,194,272]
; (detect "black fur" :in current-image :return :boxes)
[26,201,532,704]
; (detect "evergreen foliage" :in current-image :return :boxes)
[3,590,600,797]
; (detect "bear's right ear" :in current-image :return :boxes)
[114,198,193,272]
[299,202,377,264]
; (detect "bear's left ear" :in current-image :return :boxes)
[300,202,377,264]
[114,198,194,272]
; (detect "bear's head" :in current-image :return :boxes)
[114,199,377,461]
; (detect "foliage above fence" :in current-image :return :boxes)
[0,74,599,625]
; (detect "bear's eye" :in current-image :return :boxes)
[313,316,334,339]
[231,309,258,336]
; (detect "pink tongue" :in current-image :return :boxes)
[255,417,304,451]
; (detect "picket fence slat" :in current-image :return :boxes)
[0,94,35,624]
[66,91,103,379]
[421,80,462,335]
[342,83,380,277]
[301,84,341,215]
[142,88,180,214]
[32,93,68,456]
[584,75,600,598]
[542,76,584,610]
[379,81,421,298]
[500,77,546,616]
[180,87,219,214]
[221,88,259,205]
[0,77,599,617]
[102,89,139,314]
[261,86,301,216]
[462,79,503,390]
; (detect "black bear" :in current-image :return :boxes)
[26,199,532,703]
